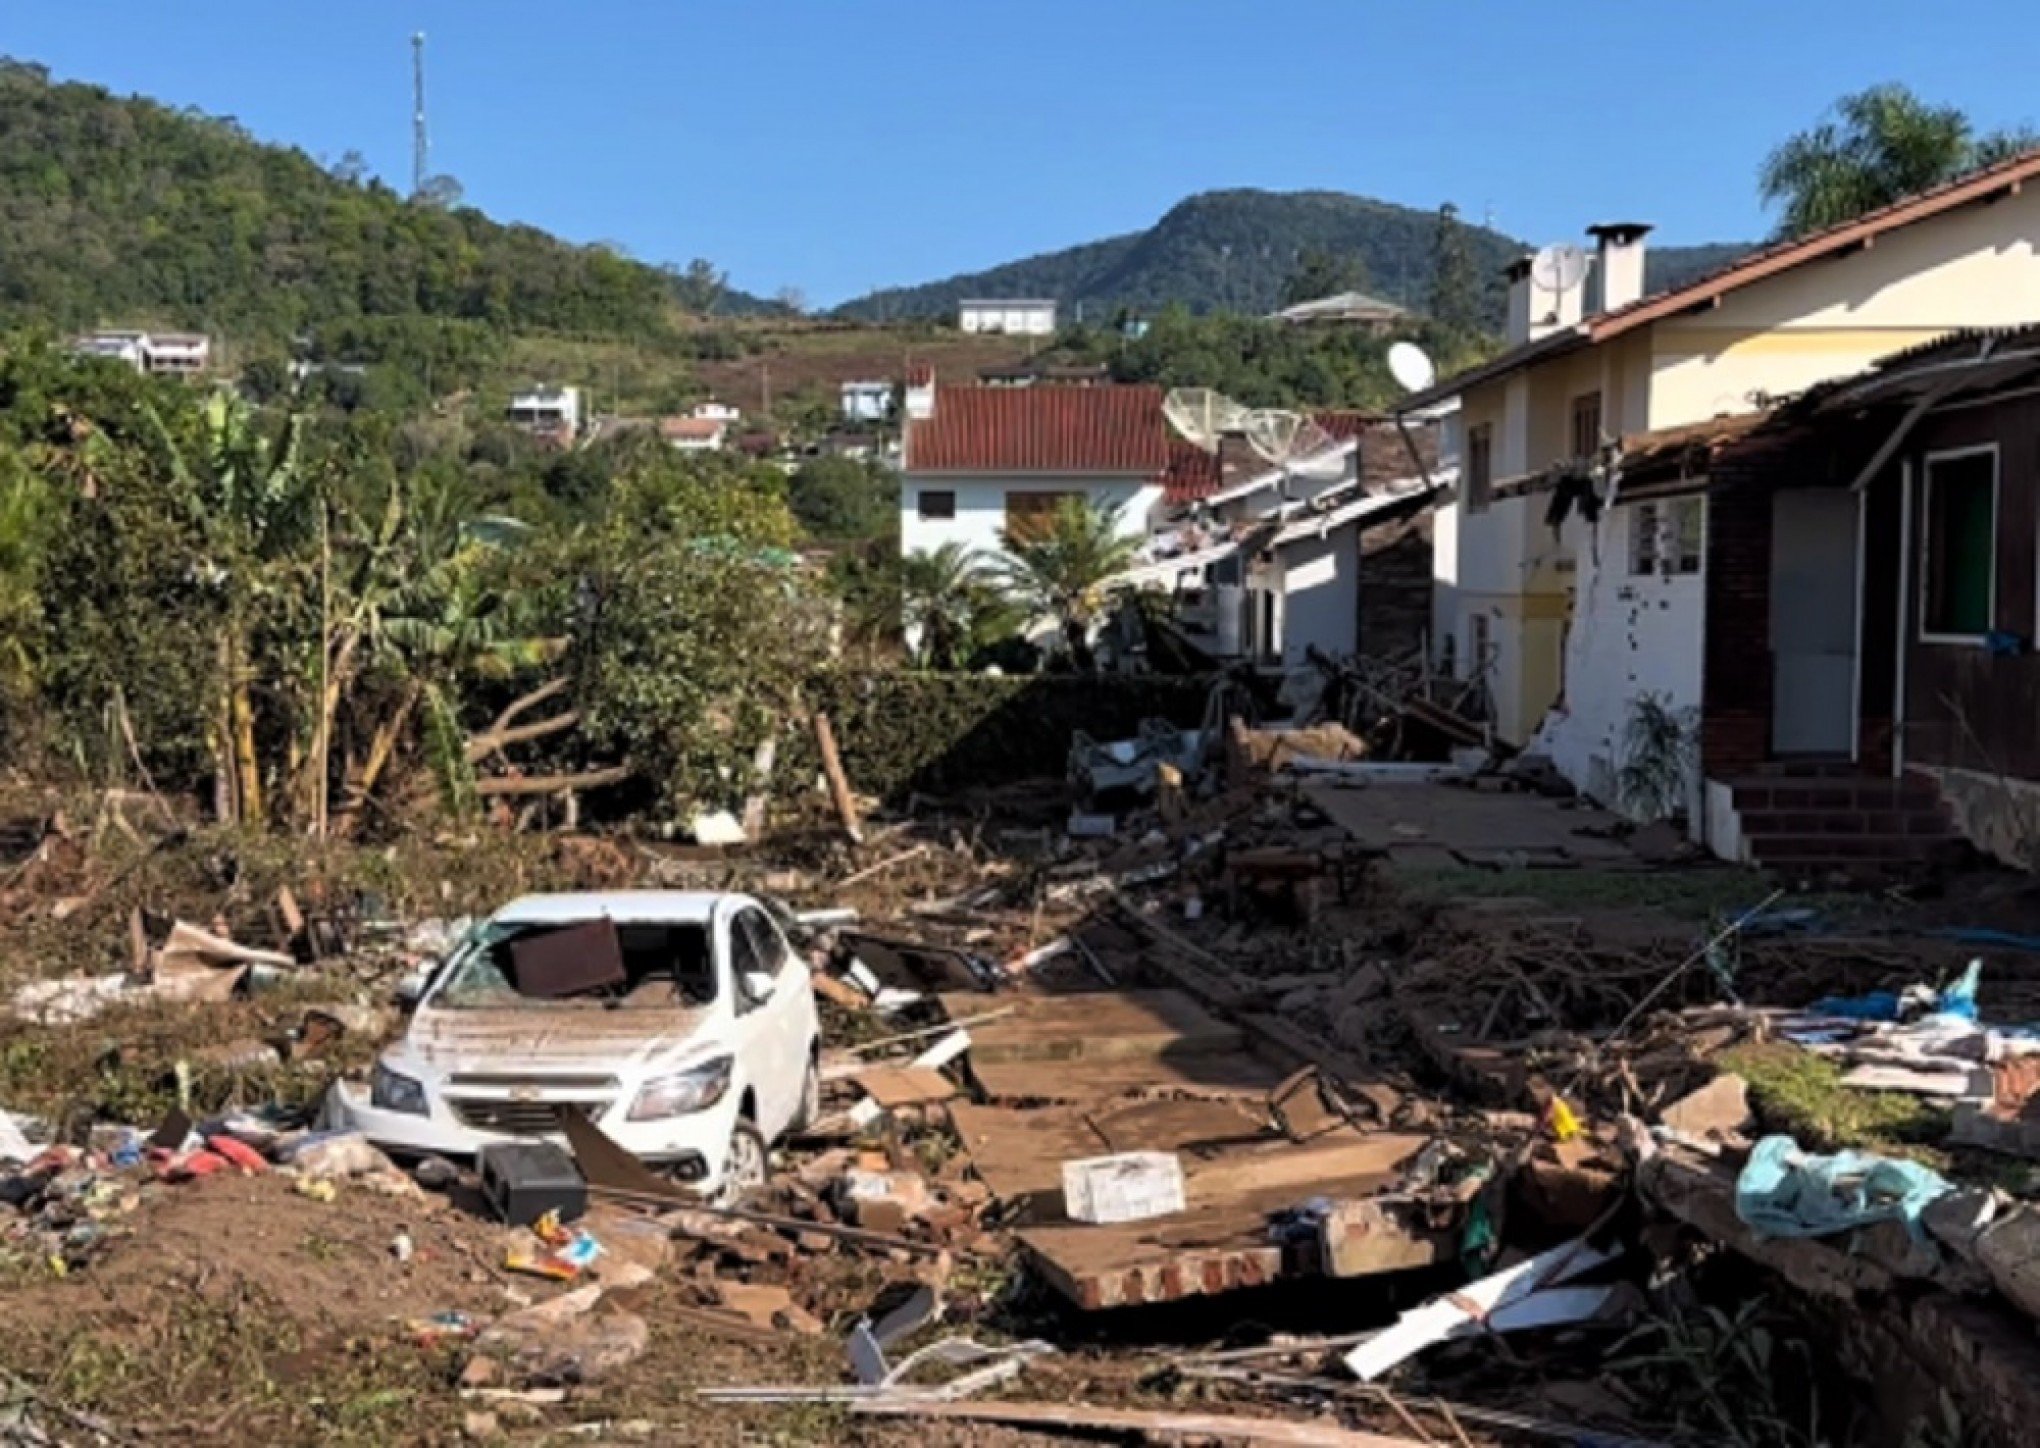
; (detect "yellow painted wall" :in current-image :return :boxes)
[1647,183,2040,426]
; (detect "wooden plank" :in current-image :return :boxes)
[973,1050,1283,1104]
[939,988,1242,1065]
[850,1065,960,1109]
[852,1396,1425,1445]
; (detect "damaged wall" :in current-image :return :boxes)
[1545,497,1705,814]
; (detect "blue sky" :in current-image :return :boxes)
[6,2,2037,306]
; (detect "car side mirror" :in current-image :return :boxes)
[742,970,776,1005]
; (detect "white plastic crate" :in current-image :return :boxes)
[1061,1151,1185,1224]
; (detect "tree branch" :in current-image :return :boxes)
[463,708,581,764]
[473,764,631,798]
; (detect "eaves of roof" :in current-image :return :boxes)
[1395,146,2040,415]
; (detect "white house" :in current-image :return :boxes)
[840,379,894,423]
[660,415,728,451]
[508,385,582,441]
[1400,147,2040,840]
[71,330,149,370]
[145,332,211,375]
[898,371,1164,563]
[71,329,211,375]
[957,299,1058,336]
[691,399,741,424]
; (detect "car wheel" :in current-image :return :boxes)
[790,1053,821,1132]
[714,1119,768,1207]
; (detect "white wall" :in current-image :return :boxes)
[1544,499,1706,814]
[957,303,1057,336]
[1273,530,1358,665]
[898,475,1163,561]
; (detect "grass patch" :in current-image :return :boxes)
[1720,1042,1950,1160]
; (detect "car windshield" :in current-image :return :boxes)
[432,918,716,1011]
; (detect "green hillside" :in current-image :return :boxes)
[838,188,1748,323]
[0,58,778,356]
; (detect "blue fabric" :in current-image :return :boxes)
[1734,1135,1952,1242]
[1932,959,1981,1021]
[1808,990,1904,1021]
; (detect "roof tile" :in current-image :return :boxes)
[905,384,1170,474]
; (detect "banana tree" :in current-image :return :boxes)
[325,476,558,836]
[147,393,312,824]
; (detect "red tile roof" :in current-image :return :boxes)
[1163,439,1222,504]
[659,416,725,440]
[904,384,1170,474]
[904,363,934,387]
[1313,409,1380,441]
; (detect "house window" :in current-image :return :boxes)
[1004,490,1079,542]
[917,489,956,521]
[1628,498,1704,576]
[1465,423,1493,513]
[1670,497,1704,573]
[1629,502,1662,575]
[1570,391,1603,461]
[1920,447,1997,639]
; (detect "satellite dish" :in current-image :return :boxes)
[1242,409,1347,487]
[1163,387,1250,452]
[1387,341,1437,394]
[1530,243,1590,295]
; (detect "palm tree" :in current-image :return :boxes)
[1761,85,2036,238]
[899,542,986,670]
[991,499,1141,670]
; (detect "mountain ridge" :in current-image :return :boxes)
[836,188,1749,324]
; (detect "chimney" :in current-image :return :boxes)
[1588,222,1652,313]
[1503,256,1534,345]
[904,364,935,420]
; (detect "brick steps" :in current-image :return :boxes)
[1729,770,1958,878]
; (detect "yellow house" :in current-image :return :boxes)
[1403,150,2040,809]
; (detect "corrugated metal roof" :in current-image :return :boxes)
[904,384,1169,475]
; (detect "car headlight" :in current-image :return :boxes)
[371,1061,429,1116]
[628,1056,733,1120]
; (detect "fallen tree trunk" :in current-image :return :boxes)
[473,764,631,798]
[464,677,577,764]
[813,711,863,844]
[851,1399,1424,1445]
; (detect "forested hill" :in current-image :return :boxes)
[837,189,1748,322]
[0,59,775,347]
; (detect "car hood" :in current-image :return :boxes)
[400,1004,715,1077]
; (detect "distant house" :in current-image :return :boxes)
[691,399,741,423]
[1122,421,1443,666]
[840,379,894,423]
[957,299,1058,336]
[70,329,211,375]
[660,415,728,451]
[1271,290,1409,334]
[899,372,1165,563]
[507,385,582,443]
[145,332,211,375]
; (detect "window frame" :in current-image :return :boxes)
[1917,443,1999,646]
[1570,391,1603,463]
[1464,423,1493,514]
[1668,496,1704,575]
[916,489,956,521]
[1628,501,1661,576]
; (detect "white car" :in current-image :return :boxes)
[331,891,820,1201]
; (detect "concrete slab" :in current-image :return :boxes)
[1303,781,1634,866]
